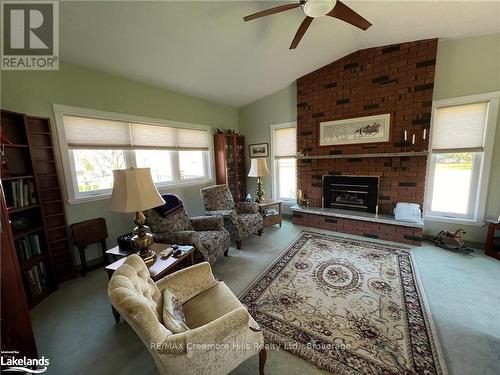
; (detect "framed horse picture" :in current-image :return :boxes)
[319,113,391,146]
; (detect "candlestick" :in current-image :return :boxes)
[423,129,427,140]
[404,130,408,141]
[412,134,415,145]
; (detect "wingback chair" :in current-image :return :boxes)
[200,185,263,249]
[108,255,266,375]
[144,203,229,264]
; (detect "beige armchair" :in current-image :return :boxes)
[108,255,266,375]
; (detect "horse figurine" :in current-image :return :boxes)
[434,229,473,254]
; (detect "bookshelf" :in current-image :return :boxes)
[1,109,76,309]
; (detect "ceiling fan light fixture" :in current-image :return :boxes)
[302,0,337,18]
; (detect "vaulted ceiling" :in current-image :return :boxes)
[60,1,500,107]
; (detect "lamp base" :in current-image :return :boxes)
[132,211,157,266]
[255,177,265,203]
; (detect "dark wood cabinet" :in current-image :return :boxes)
[213,134,246,202]
[485,221,500,260]
[1,109,75,309]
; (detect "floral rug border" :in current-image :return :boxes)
[241,231,447,375]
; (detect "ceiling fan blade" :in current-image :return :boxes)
[290,16,313,49]
[327,1,372,30]
[243,3,301,22]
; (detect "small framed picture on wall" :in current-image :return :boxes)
[249,143,269,158]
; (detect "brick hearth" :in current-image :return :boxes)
[294,39,438,245]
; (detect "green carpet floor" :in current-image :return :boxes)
[30,220,500,375]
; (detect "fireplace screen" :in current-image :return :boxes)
[323,176,379,213]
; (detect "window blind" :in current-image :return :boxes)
[63,115,209,150]
[431,102,489,152]
[274,127,296,158]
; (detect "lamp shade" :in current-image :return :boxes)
[109,168,165,213]
[248,158,270,177]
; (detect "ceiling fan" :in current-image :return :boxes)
[243,0,372,49]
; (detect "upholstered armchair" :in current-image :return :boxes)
[144,204,229,264]
[200,185,263,249]
[108,255,266,375]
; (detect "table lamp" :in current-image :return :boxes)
[248,158,271,203]
[110,168,165,264]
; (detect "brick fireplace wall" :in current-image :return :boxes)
[296,39,438,215]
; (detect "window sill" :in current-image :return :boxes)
[423,215,487,227]
[67,179,215,205]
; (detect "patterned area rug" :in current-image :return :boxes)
[241,231,446,375]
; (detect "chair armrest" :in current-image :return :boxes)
[156,262,218,303]
[235,202,259,214]
[184,306,253,358]
[153,230,199,246]
[153,332,187,355]
[206,209,237,219]
[190,216,224,231]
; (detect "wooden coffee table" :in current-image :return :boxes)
[105,242,194,322]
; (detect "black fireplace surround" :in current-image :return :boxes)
[323,176,379,213]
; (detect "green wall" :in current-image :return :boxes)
[239,82,297,204]
[426,33,500,244]
[1,62,238,264]
[238,33,500,244]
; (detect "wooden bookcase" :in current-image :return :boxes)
[213,133,246,202]
[1,109,75,309]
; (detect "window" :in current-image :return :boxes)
[425,94,499,224]
[271,123,297,202]
[53,106,212,203]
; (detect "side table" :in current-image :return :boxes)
[258,200,282,229]
[485,221,500,260]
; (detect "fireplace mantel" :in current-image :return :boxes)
[297,151,428,160]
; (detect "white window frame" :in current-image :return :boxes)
[270,122,297,204]
[52,104,214,204]
[424,91,499,225]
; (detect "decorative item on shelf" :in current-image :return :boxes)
[248,143,269,158]
[422,128,428,151]
[433,229,473,254]
[110,168,165,265]
[403,130,408,152]
[297,148,308,157]
[297,189,310,208]
[248,158,270,203]
[0,148,7,178]
[246,194,253,202]
[411,133,416,152]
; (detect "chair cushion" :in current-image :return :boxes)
[236,213,263,236]
[162,289,189,333]
[145,208,193,233]
[182,282,243,329]
[198,230,229,257]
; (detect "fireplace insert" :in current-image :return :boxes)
[323,175,379,213]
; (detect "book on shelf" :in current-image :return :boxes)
[4,179,37,208]
[15,234,43,262]
[23,263,47,296]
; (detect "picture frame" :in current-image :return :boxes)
[319,113,391,146]
[248,143,269,158]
